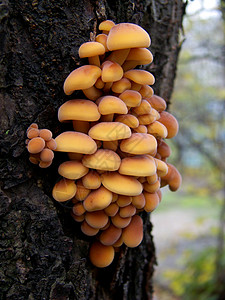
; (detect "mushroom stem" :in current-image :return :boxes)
[103,82,113,93]
[82,86,102,101]
[88,55,101,67]
[106,49,130,65]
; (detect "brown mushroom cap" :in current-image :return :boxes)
[119,155,156,177]
[72,202,86,216]
[125,48,153,63]
[157,140,171,159]
[40,148,54,162]
[85,210,109,229]
[119,204,136,218]
[101,172,143,196]
[146,95,167,112]
[122,215,143,247]
[55,131,97,154]
[119,90,142,107]
[75,179,91,201]
[89,241,115,268]
[133,125,148,133]
[83,186,112,211]
[143,180,160,193]
[27,128,39,139]
[138,114,156,125]
[52,178,77,202]
[99,20,115,32]
[158,111,179,139]
[58,99,100,122]
[46,138,57,151]
[116,195,132,207]
[99,224,122,246]
[82,149,121,171]
[124,70,155,85]
[79,41,105,58]
[95,34,108,51]
[132,100,152,116]
[98,95,128,115]
[28,137,45,154]
[81,221,99,236]
[132,193,146,209]
[101,60,123,82]
[58,160,89,180]
[82,170,101,189]
[147,121,168,139]
[143,192,160,212]
[111,78,131,93]
[147,173,158,185]
[115,114,139,128]
[107,23,150,51]
[88,122,131,141]
[63,65,101,95]
[120,133,157,155]
[104,203,119,217]
[111,213,131,228]
[139,85,154,98]
[39,129,53,141]
[154,158,168,177]
[161,163,182,191]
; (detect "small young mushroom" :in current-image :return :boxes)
[58,160,89,180]
[99,224,122,246]
[52,178,77,202]
[83,186,112,212]
[158,111,179,139]
[119,90,142,107]
[124,69,155,86]
[89,241,115,268]
[122,215,143,247]
[79,41,105,67]
[98,95,128,115]
[82,170,101,189]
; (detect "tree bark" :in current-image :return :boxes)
[0,1,185,299]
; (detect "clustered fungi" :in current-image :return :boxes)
[26,20,182,268]
[26,123,57,168]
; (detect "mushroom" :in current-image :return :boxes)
[27,137,45,154]
[82,149,121,171]
[146,95,167,112]
[101,172,143,196]
[143,192,160,212]
[99,20,116,34]
[132,193,146,209]
[115,114,139,129]
[120,133,157,155]
[88,122,131,141]
[122,215,143,247]
[158,111,179,139]
[99,224,122,246]
[89,241,115,268]
[85,210,109,229]
[81,221,99,236]
[124,69,155,86]
[119,90,142,107]
[119,155,156,177]
[139,85,154,98]
[122,48,153,71]
[52,178,77,202]
[160,163,182,191]
[75,179,91,201]
[132,125,148,133]
[98,95,128,115]
[147,121,168,139]
[63,65,101,95]
[116,195,132,207]
[79,41,105,67]
[104,203,119,217]
[119,204,136,218]
[83,186,112,211]
[72,202,86,216]
[132,100,152,115]
[54,131,97,154]
[39,129,52,141]
[95,34,108,52]
[82,170,101,189]
[58,160,89,180]
[111,78,131,93]
[111,213,132,228]
[143,180,160,194]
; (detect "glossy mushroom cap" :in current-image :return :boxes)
[52,179,77,202]
[107,23,150,51]
[98,95,128,115]
[120,133,157,155]
[83,186,112,211]
[89,241,115,268]
[119,155,156,177]
[58,160,89,180]
[158,111,179,139]
[55,131,97,154]
[58,99,100,122]
[88,122,131,141]
[122,215,143,247]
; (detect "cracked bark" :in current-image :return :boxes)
[0,1,185,299]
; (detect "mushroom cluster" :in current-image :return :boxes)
[26,20,182,268]
[26,123,57,168]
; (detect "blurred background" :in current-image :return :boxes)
[152,0,225,299]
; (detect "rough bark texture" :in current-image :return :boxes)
[0,1,185,299]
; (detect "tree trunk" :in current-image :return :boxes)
[0,1,185,299]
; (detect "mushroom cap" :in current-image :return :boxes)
[132,193,146,209]
[124,69,155,85]
[143,180,160,193]
[158,111,179,139]
[40,148,54,162]
[101,172,143,196]
[63,65,101,95]
[99,224,122,246]
[122,215,143,247]
[52,178,77,202]
[82,170,101,189]
[139,85,154,98]
[81,221,99,236]
[55,131,97,154]
[111,213,132,228]
[157,140,171,158]
[85,210,109,229]
[107,23,150,51]
[147,173,158,185]
[120,133,157,155]
[138,114,156,125]
[95,34,108,51]
[116,195,132,207]
[125,48,153,63]
[161,163,182,191]
[79,41,105,58]
[46,138,57,150]
[132,100,152,115]
[115,114,139,128]
[58,160,89,180]
[119,204,136,218]
[143,192,160,212]
[146,95,167,112]
[154,157,168,177]
[82,149,121,171]
[119,155,156,177]
[75,179,91,201]
[147,121,168,139]
[27,128,39,139]
[39,129,52,141]
[119,90,142,107]
[111,78,131,93]
[101,60,123,82]
[88,122,131,141]
[72,202,86,216]
[58,99,100,122]
[99,20,115,31]
[104,203,119,217]
[83,186,112,211]
[133,125,148,133]
[28,137,45,154]
[98,95,128,115]
[89,241,115,268]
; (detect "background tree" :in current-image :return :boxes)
[0,1,185,299]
